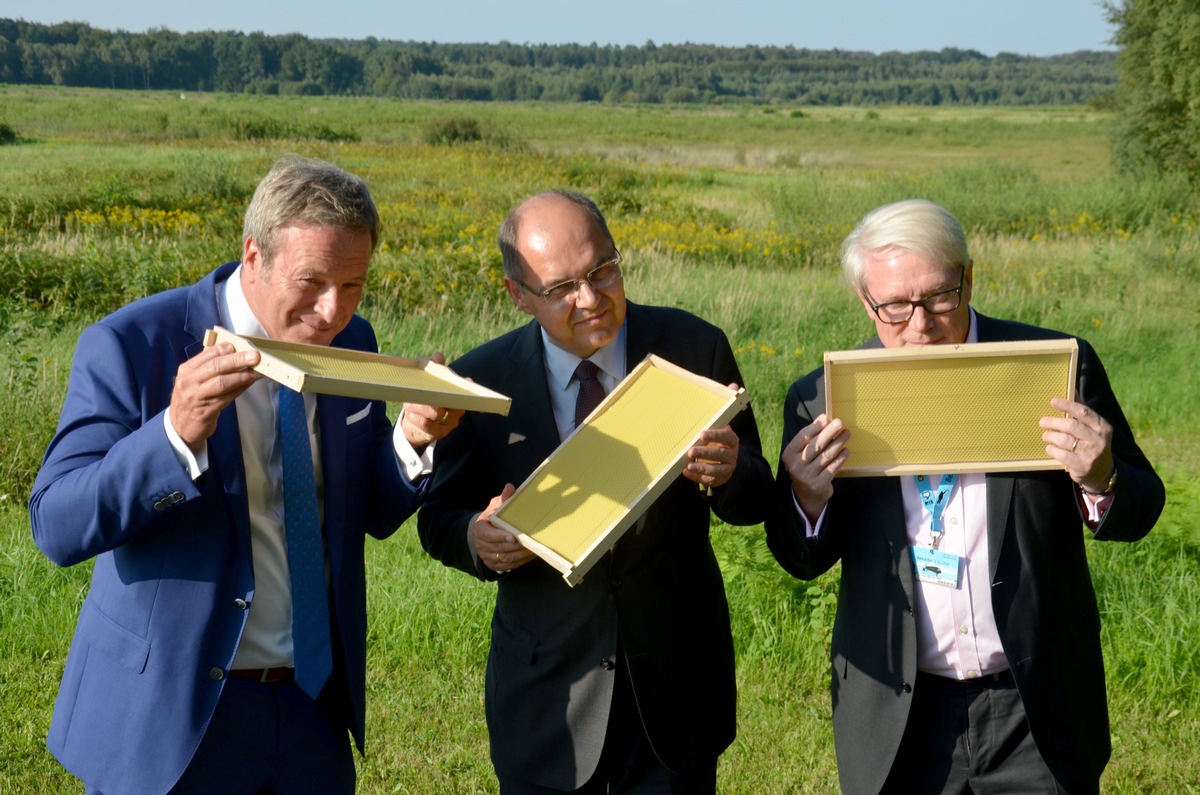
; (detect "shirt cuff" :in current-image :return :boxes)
[393,411,434,482]
[164,410,208,481]
[1079,488,1114,528]
[791,489,827,540]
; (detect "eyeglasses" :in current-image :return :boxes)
[517,251,624,305]
[865,266,965,324]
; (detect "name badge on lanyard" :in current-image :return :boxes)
[910,474,962,589]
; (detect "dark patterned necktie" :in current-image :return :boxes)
[574,360,607,429]
[278,386,332,699]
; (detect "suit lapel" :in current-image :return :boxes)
[984,475,1013,582]
[183,263,253,555]
[503,320,562,459]
[974,312,1015,582]
[317,394,348,578]
[880,479,917,605]
[624,302,661,369]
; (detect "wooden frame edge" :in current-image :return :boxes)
[492,355,749,587]
[203,326,511,415]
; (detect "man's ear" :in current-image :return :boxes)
[962,259,974,306]
[855,286,874,316]
[504,277,533,316]
[242,236,262,275]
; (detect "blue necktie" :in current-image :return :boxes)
[278,386,333,699]
[574,360,607,429]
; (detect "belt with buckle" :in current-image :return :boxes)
[228,667,295,684]
[920,669,1012,688]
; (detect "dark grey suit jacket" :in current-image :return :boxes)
[765,313,1164,795]
[418,302,774,790]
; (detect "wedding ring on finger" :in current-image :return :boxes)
[1070,437,1079,453]
[438,409,449,424]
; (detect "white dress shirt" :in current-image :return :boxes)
[164,265,426,669]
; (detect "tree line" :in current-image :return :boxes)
[0,18,1116,106]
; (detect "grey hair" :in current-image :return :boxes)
[840,199,970,291]
[497,189,615,280]
[243,155,380,268]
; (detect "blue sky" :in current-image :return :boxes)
[4,0,1116,57]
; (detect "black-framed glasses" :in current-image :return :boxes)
[517,250,623,305]
[865,266,964,324]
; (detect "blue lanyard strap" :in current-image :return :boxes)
[914,474,957,548]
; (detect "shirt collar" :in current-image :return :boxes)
[541,322,628,393]
[221,264,268,338]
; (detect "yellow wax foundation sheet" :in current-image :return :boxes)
[490,354,750,586]
[203,326,511,414]
[824,339,1078,476]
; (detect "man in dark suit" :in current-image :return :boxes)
[28,156,463,795]
[765,199,1164,795]
[418,190,774,794]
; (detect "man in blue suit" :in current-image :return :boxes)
[28,156,463,794]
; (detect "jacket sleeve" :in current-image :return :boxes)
[764,374,846,580]
[416,409,497,581]
[703,327,775,527]
[1075,338,1164,542]
[29,322,203,567]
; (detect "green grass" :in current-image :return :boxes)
[2,86,1199,793]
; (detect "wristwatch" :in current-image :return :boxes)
[1083,466,1118,496]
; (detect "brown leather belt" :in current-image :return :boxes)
[228,667,295,683]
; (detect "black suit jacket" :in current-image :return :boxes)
[764,313,1164,795]
[418,302,774,790]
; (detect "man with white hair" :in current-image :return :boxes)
[766,199,1164,794]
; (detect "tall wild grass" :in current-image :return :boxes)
[1,87,1197,793]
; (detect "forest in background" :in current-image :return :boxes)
[0,18,1116,105]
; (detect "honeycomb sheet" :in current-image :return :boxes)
[203,326,510,414]
[491,355,748,585]
[826,340,1077,476]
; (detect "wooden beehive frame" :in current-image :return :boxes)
[490,354,749,586]
[203,326,511,415]
[824,339,1078,476]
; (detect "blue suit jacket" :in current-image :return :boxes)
[28,261,424,794]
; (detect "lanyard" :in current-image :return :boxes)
[914,474,957,549]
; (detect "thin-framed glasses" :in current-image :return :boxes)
[518,250,623,305]
[866,266,964,324]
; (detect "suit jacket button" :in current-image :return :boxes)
[610,578,622,589]
[234,598,249,610]
[902,682,912,693]
[209,667,225,681]
[599,658,616,671]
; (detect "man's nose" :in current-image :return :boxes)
[314,287,345,323]
[575,279,600,308]
[908,304,934,331]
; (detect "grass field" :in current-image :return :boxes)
[1,86,1198,793]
